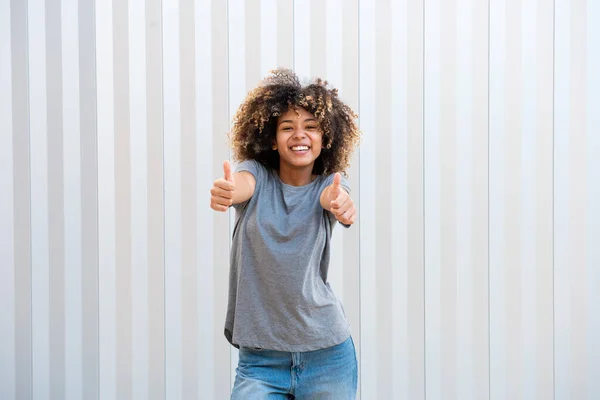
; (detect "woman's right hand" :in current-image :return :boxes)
[210,161,235,212]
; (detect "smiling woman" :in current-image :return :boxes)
[209,68,361,399]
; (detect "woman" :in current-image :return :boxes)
[210,68,361,399]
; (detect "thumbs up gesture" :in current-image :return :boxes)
[210,160,236,212]
[328,173,356,225]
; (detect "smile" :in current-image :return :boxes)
[290,145,310,151]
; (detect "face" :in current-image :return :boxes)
[274,107,323,172]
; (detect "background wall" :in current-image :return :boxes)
[1,0,599,399]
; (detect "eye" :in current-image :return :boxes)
[306,125,318,130]
[280,126,292,131]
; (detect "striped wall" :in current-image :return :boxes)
[0,0,599,399]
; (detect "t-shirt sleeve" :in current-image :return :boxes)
[321,172,352,229]
[232,159,266,210]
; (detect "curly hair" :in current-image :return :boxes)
[228,68,361,176]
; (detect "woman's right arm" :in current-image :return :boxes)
[210,160,256,212]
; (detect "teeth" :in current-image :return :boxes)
[292,146,309,151]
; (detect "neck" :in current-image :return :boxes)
[278,164,315,186]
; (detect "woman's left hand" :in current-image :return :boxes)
[329,173,356,225]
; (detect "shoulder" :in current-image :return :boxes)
[235,159,271,182]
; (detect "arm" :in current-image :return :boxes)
[319,173,357,226]
[210,160,256,212]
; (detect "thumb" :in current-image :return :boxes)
[223,160,233,182]
[331,173,341,198]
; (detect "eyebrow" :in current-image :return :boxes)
[277,118,317,126]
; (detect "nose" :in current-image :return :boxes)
[292,129,307,139]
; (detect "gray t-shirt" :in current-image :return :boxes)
[224,159,352,352]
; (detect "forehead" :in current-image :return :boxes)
[278,107,315,121]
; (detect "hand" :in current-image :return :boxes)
[210,160,235,212]
[329,173,356,225]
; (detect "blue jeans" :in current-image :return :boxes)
[231,336,358,399]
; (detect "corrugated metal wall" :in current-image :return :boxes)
[1,0,599,399]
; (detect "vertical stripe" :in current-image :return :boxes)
[587,1,600,397]
[229,0,245,112]
[79,0,99,397]
[456,0,474,397]
[229,0,247,384]
[163,0,182,396]
[325,0,344,305]
[293,0,310,78]
[570,1,587,398]
[113,0,133,397]
[406,0,425,397]
[28,0,50,397]
[96,0,117,397]
[390,0,408,397]
[145,0,165,396]
[46,0,66,397]
[310,0,326,78]
[245,0,260,87]
[358,0,377,397]
[340,4,361,392]
[374,0,392,397]
[535,0,555,398]
[260,0,277,75]
[489,0,507,397]
[504,1,523,398]
[424,0,442,396]
[0,0,16,397]
[12,25,33,390]
[179,0,197,396]
[554,0,571,397]
[440,0,457,396]
[341,0,360,122]
[211,0,231,397]
[128,0,149,398]
[521,0,537,399]
[61,0,83,398]
[472,0,490,397]
[196,0,214,398]
[277,0,293,69]
[12,0,33,381]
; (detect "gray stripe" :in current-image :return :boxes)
[211,0,230,397]
[112,0,133,398]
[505,0,523,396]
[440,0,457,397]
[406,0,425,398]
[569,1,588,398]
[341,0,360,389]
[11,0,32,398]
[277,0,293,68]
[374,0,392,397]
[46,0,66,398]
[79,0,99,398]
[310,0,326,78]
[179,0,197,397]
[145,0,165,397]
[536,1,555,398]
[472,0,489,398]
[245,0,261,87]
